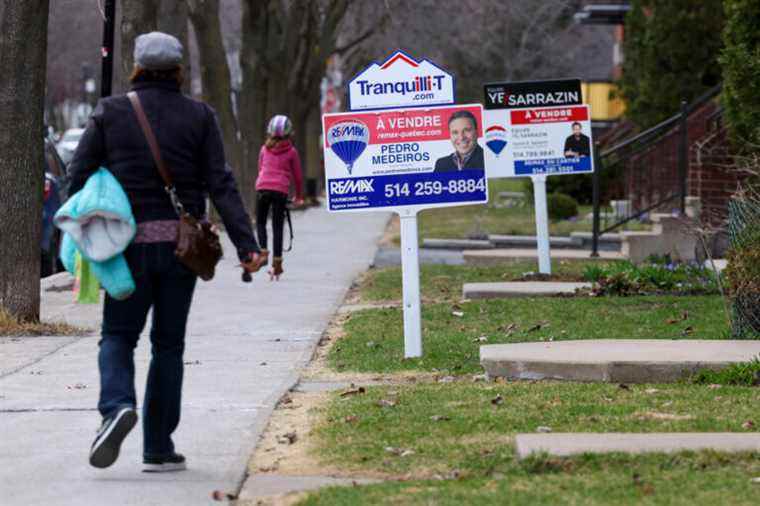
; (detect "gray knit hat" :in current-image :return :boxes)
[134,32,183,70]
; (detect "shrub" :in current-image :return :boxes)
[522,175,593,205]
[721,0,760,148]
[547,192,579,221]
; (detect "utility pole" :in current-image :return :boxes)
[101,0,116,98]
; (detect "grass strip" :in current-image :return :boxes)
[302,382,759,505]
[299,455,760,506]
[330,296,728,375]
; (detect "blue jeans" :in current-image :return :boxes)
[98,242,197,458]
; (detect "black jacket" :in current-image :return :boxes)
[433,144,485,172]
[563,133,591,157]
[67,81,258,260]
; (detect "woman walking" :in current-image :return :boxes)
[67,32,262,471]
[255,115,304,280]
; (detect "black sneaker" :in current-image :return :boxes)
[89,407,137,469]
[143,453,187,473]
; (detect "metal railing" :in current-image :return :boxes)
[591,85,722,256]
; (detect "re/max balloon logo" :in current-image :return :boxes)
[355,75,446,97]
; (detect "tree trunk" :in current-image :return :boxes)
[187,0,247,210]
[120,0,159,88]
[306,109,323,197]
[158,0,191,95]
[0,0,50,321]
[239,0,271,214]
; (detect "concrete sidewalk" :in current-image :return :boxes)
[0,205,389,506]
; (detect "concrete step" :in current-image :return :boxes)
[480,339,760,383]
[463,282,591,299]
[515,433,760,459]
[421,238,494,250]
[464,248,625,265]
[488,234,582,249]
[570,231,623,244]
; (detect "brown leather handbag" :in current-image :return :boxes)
[127,91,222,281]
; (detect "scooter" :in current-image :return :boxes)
[242,199,295,282]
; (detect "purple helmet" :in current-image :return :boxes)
[267,115,293,137]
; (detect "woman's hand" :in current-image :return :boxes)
[240,252,264,273]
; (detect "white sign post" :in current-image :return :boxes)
[531,175,551,274]
[399,209,422,357]
[483,80,594,275]
[323,51,489,358]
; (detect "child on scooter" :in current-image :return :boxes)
[255,115,304,280]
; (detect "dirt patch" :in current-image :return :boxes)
[247,390,336,477]
[301,309,437,385]
[378,214,400,248]
[633,411,696,421]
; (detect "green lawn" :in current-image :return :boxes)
[300,382,760,505]
[389,178,648,244]
[360,262,620,303]
[329,296,729,375]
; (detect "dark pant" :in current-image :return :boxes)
[98,242,197,458]
[255,190,288,257]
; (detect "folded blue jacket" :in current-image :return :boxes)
[54,168,136,300]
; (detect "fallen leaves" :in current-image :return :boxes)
[377,399,397,408]
[211,490,238,501]
[491,394,504,406]
[385,446,415,457]
[536,426,553,433]
[276,432,297,445]
[665,311,689,324]
[340,386,366,398]
[430,415,451,422]
[742,420,755,430]
[527,321,550,333]
[472,335,489,343]
[451,311,464,318]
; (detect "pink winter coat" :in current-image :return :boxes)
[255,140,303,199]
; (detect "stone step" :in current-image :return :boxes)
[515,433,760,459]
[464,248,625,265]
[488,234,582,249]
[570,231,623,244]
[421,238,494,250]
[480,339,760,383]
[463,282,591,299]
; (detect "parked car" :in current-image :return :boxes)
[56,127,84,165]
[41,138,68,277]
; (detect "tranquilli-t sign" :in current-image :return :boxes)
[322,104,488,213]
[347,50,455,111]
